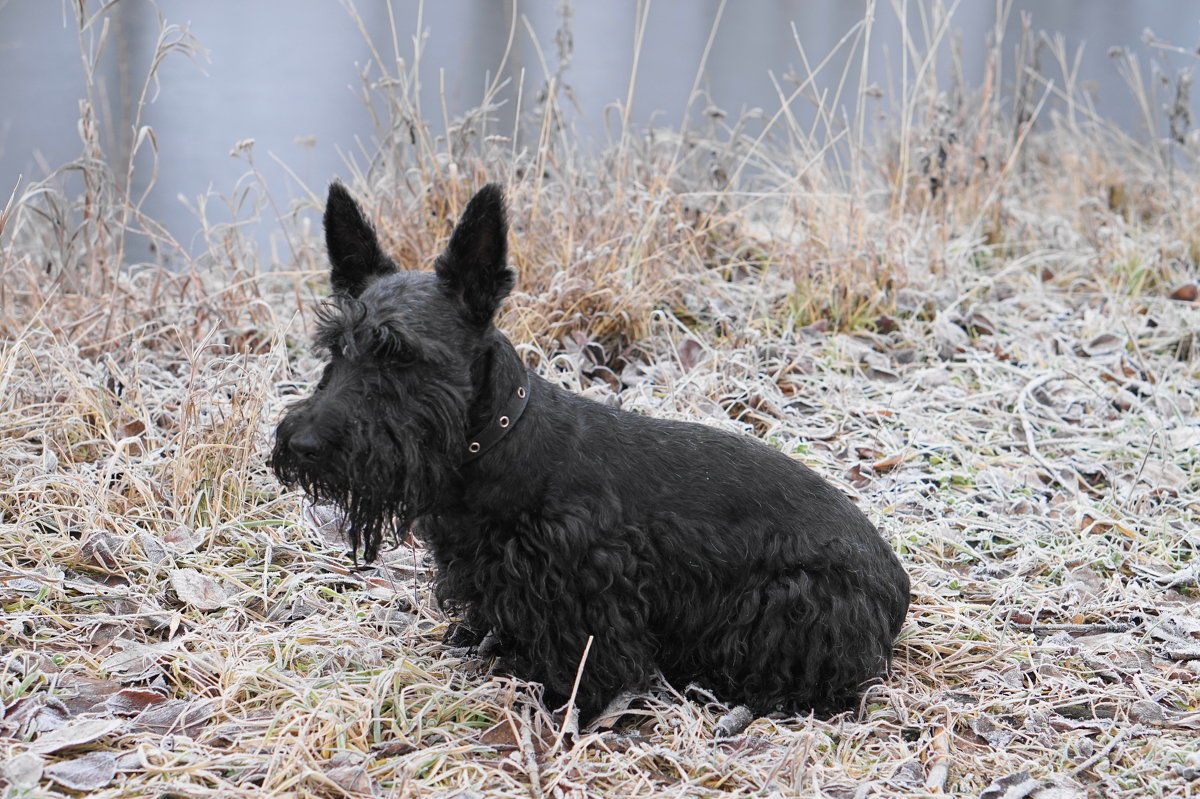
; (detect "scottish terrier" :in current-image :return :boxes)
[272,183,910,726]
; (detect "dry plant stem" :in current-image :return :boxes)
[924,725,951,793]
[520,709,546,799]
[1011,622,1133,635]
[550,634,593,750]
[1017,373,1073,491]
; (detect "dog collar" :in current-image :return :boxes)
[463,374,530,463]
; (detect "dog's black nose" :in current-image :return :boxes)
[288,431,323,459]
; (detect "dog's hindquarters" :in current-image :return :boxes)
[652,526,909,714]
[551,404,909,714]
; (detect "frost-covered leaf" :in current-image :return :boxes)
[130,698,214,736]
[677,338,705,372]
[965,309,999,336]
[1081,332,1124,357]
[302,501,351,547]
[99,638,180,680]
[170,568,228,610]
[79,532,124,571]
[163,526,205,554]
[364,576,398,600]
[979,770,1043,799]
[871,452,906,473]
[0,576,46,596]
[1130,699,1166,725]
[44,751,116,792]
[325,764,374,794]
[30,718,123,754]
[914,367,952,388]
[933,313,968,357]
[1134,461,1187,490]
[58,675,124,714]
[1076,632,1152,674]
[2,752,44,789]
[115,749,146,772]
[969,715,1015,749]
[1,695,70,737]
[101,688,168,716]
[480,720,519,750]
[138,531,171,565]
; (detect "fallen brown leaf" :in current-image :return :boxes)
[129,699,213,737]
[1168,283,1198,302]
[101,688,168,716]
[871,452,905,473]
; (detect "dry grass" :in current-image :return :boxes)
[1,2,1199,797]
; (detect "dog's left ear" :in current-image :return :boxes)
[436,184,514,326]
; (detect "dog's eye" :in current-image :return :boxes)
[389,342,417,367]
[375,332,416,366]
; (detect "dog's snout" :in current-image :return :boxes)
[288,430,324,460]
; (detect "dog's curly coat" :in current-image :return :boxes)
[273,183,910,721]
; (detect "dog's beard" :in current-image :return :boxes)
[271,421,464,563]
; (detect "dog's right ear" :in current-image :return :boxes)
[324,181,396,297]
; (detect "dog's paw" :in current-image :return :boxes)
[443,619,486,648]
[443,627,501,663]
[476,630,501,660]
[587,690,642,731]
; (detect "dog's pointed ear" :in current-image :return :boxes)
[436,184,514,325]
[324,181,396,297]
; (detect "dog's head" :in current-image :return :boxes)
[271,183,514,561]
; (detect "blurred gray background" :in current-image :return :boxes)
[1,1,1197,260]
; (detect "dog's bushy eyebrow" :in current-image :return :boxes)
[312,299,422,361]
[368,322,415,359]
[313,298,363,355]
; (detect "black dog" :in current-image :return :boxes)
[272,183,910,725]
